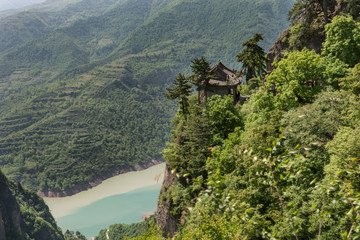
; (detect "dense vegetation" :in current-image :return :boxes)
[0,0,293,192]
[130,1,360,239]
[95,219,150,240]
[64,230,87,240]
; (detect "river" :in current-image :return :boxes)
[43,163,165,238]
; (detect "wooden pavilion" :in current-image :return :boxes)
[196,61,242,103]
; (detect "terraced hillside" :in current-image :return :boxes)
[0,0,294,193]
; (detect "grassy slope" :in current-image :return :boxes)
[0,0,293,192]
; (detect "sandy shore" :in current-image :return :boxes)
[142,211,155,220]
[43,163,165,219]
[39,159,163,197]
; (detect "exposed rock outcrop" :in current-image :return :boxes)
[0,171,64,240]
[0,209,5,240]
[266,29,291,72]
[0,172,24,239]
[266,0,346,73]
[38,158,164,197]
[156,162,178,238]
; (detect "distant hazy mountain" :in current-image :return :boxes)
[0,0,46,11]
[0,0,294,193]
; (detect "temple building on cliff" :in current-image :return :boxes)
[195,61,243,103]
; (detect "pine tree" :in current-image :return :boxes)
[165,73,193,115]
[288,0,330,25]
[236,33,267,81]
[190,56,214,104]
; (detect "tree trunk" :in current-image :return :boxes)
[323,0,328,24]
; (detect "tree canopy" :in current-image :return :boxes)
[266,48,326,109]
[142,8,360,239]
[165,73,193,115]
[236,33,267,81]
[322,15,360,67]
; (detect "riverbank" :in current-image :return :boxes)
[57,184,163,238]
[43,162,165,219]
[38,159,164,197]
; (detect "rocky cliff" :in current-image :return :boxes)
[156,163,178,238]
[0,171,64,240]
[0,172,23,240]
[154,1,360,238]
[266,0,351,72]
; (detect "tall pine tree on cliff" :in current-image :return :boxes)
[236,33,267,81]
[165,73,193,116]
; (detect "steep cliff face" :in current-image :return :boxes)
[0,209,5,240]
[0,171,64,240]
[266,29,291,72]
[0,172,24,239]
[266,0,351,72]
[266,26,324,72]
[156,163,178,238]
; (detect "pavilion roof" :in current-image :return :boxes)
[197,61,242,87]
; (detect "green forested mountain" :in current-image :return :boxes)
[95,221,148,240]
[0,0,123,52]
[125,1,360,239]
[0,0,293,193]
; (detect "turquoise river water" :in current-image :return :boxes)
[57,184,162,237]
[43,163,165,238]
